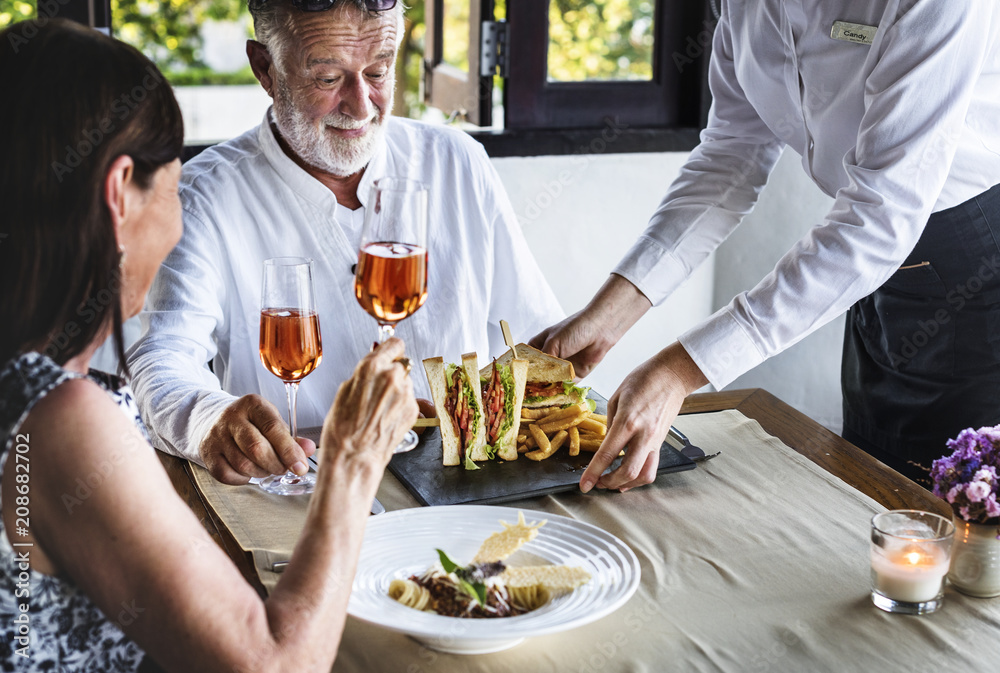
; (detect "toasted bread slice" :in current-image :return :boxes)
[462,352,488,462]
[422,356,459,466]
[495,343,574,383]
[499,359,528,460]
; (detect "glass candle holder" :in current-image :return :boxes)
[870,510,955,615]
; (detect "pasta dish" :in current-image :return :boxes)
[388,512,591,618]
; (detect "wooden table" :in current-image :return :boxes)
[159,388,949,600]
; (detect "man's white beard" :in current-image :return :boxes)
[272,80,391,178]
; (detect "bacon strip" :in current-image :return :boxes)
[524,381,562,397]
[446,368,470,462]
[481,361,506,445]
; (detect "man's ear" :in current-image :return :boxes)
[248,40,276,98]
[104,154,137,247]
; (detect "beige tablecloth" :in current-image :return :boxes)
[191,410,1000,672]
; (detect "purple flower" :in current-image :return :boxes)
[977,425,1000,445]
[932,424,1000,525]
[973,466,998,484]
[966,481,991,503]
[986,495,1000,519]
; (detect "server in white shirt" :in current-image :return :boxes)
[127,0,562,484]
[534,0,1000,491]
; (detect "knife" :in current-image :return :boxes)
[668,426,720,463]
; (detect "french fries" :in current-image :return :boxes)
[525,429,567,461]
[520,408,549,420]
[515,403,608,461]
[528,424,550,454]
[577,417,606,436]
[568,426,580,457]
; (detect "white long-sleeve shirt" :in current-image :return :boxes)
[615,0,1000,388]
[127,113,563,462]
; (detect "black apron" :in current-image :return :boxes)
[842,182,1000,485]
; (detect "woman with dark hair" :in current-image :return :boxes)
[0,18,417,672]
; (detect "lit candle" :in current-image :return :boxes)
[870,545,950,603]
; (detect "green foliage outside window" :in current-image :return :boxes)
[112,0,257,85]
[549,0,654,81]
[0,0,35,29]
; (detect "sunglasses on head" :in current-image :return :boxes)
[248,0,396,12]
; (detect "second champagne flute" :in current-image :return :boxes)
[354,177,429,343]
[259,257,322,495]
[354,177,428,453]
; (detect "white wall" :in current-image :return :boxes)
[172,85,271,145]
[491,153,715,399]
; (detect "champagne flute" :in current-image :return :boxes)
[354,177,428,452]
[259,257,323,495]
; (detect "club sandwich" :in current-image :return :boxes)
[423,353,486,469]
[494,343,593,411]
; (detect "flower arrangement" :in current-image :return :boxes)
[930,425,1000,528]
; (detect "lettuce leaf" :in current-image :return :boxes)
[563,381,596,411]
[463,452,480,471]
[462,371,481,454]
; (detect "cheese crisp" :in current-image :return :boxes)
[472,511,545,563]
[499,565,593,595]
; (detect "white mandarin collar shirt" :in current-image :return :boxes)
[615,0,1000,388]
[128,112,563,462]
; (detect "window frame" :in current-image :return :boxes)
[55,0,713,158]
[429,0,714,156]
[423,0,494,127]
[504,0,699,131]
[45,0,111,31]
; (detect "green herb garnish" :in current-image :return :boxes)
[436,549,489,606]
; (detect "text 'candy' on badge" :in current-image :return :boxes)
[831,20,877,45]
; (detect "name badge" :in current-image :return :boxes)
[830,20,877,45]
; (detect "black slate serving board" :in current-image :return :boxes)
[386,391,695,507]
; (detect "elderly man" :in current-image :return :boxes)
[127,0,561,484]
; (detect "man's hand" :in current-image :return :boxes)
[413,398,436,436]
[579,342,708,493]
[530,274,651,378]
[199,394,316,484]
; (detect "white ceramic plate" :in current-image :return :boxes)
[348,505,641,654]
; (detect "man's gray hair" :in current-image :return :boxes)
[250,1,406,75]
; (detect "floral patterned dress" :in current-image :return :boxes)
[0,352,147,672]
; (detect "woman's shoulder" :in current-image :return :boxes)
[0,354,127,455]
[25,375,128,442]
[1,353,83,449]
